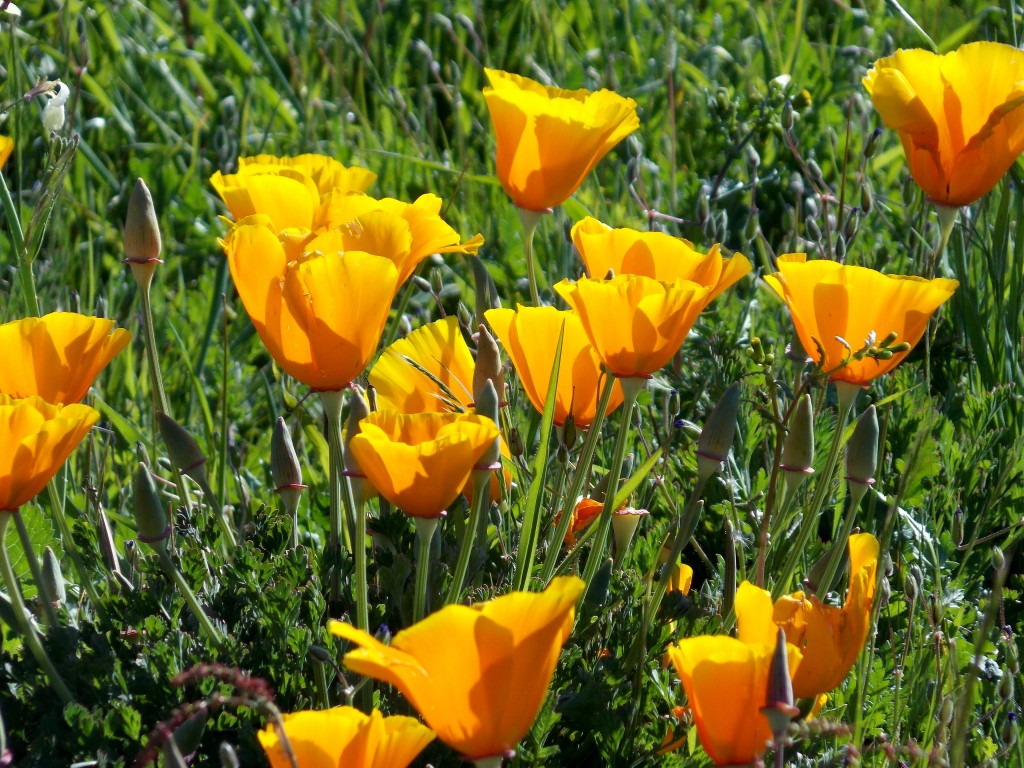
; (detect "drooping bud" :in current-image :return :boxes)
[860,182,873,214]
[781,394,815,496]
[561,412,578,452]
[846,404,878,507]
[133,463,170,549]
[41,546,66,606]
[124,178,163,290]
[696,383,741,481]
[507,426,524,458]
[760,627,800,741]
[473,324,504,406]
[158,412,207,479]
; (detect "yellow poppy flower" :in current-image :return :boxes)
[771,533,879,699]
[258,707,434,768]
[0,395,98,512]
[863,42,1024,206]
[320,192,484,285]
[221,215,399,391]
[763,254,957,385]
[557,497,603,546]
[0,135,13,169]
[210,153,376,231]
[482,69,639,212]
[485,306,624,426]
[571,217,751,304]
[668,583,799,766]
[554,275,713,379]
[330,576,584,760]
[348,411,500,518]
[369,316,476,413]
[0,313,131,404]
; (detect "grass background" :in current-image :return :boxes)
[1,0,1023,765]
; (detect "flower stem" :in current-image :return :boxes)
[12,511,61,630]
[154,546,224,650]
[0,168,38,316]
[518,207,545,307]
[320,390,353,601]
[0,513,74,705]
[814,481,870,599]
[579,377,645,599]
[45,480,107,622]
[446,473,490,605]
[352,492,368,633]
[413,517,439,622]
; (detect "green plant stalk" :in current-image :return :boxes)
[13,512,61,629]
[413,517,439,622]
[194,471,238,552]
[643,484,708,626]
[154,546,224,650]
[579,377,645,597]
[773,381,858,598]
[45,480,106,621]
[319,390,352,572]
[140,285,171,419]
[446,472,490,605]
[536,461,569,574]
[518,207,545,307]
[813,481,869,599]
[923,205,958,391]
[352,491,368,633]
[0,169,39,316]
[0,513,74,705]
[539,375,617,585]
[313,662,330,710]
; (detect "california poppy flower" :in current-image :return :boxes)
[319,192,484,285]
[571,217,751,304]
[0,395,99,512]
[210,153,376,231]
[0,313,130,404]
[863,41,1024,207]
[554,275,713,379]
[330,576,584,761]
[771,533,879,699]
[221,215,399,391]
[482,69,639,212]
[557,497,603,546]
[348,411,500,518]
[485,306,624,426]
[0,135,13,169]
[763,254,957,385]
[258,707,434,768]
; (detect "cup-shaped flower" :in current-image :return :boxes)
[558,497,603,546]
[348,411,500,518]
[258,707,434,768]
[763,254,957,386]
[320,192,484,285]
[482,69,639,212]
[0,313,130,404]
[0,135,12,169]
[554,275,713,379]
[221,215,399,391]
[668,583,801,765]
[771,533,879,699]
[369,316,476,413]
[863,42,1024,207]
[210,153,376,231]
[486,306,624,426]
[571,217,751,305]
[0,395,99,512]
[330,576,584,760]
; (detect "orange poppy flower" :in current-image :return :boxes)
[763,254,958,385]
[0,395,99,512]
[330,576,584,760]
[571,217,751,304]
[210,153,376,231]
[554,275,713,379]
[482,69,639,212]
[258,707,434,768]
[0,135,13,169]
[221,215,399,391]
[863,42,1024,206]
[556,497,603,546]
[348,411,500,518]
[485,306,624,426]
[0,313,130,404]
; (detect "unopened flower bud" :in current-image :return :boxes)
[846,404,878,491]
[696,383,741,481]
[429,266,444,296]
[999,669,1015,701]
[723,516,737,618]
[611,508,649,566]
[904,572,918,603]
[781,394,815,483]
[471,256,501,327]
[992,546,1006,571]
[953,508,965,547]
[761,627,800,740]
[473,324,504,407]
[1001,714,1018,747]
[133,463,169,548]
[508,426,524,458]
[860,183,873,214]
[939,696,955,726]
[583,557,614,610]
[124,178,163,290]
[271,417,303,491]
[474,379,501,469]
[158,412,207,479]
[42,81,68,134]
[561,412,578,452]
[782,100,794,133]
[864,128,881,159]
[41,546,66,606]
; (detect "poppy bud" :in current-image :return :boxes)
[761,627,800,741]
[846,405,878,503]
[133,463,169,549]
[158,412,207,478]
[782,394,815,494]
[473,324,504,407]
[41,546,66,606]
[124,178,163,290]
[696,383,741,481]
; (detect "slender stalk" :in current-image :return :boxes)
[154,546,224,650]
[446,473,490,605]
[644,485,708,625]
[579,377,645,597]
[518,207,545,307]
[319,390,351,562]
[194,472,238,551]
[13,512,61,629]
[352,492,368,633]
[814,481,869,599]
[140,286,170,419]
[0,168,38,316]
[0,513,74,705]
[413,517,439,622]
[924,205,958,391]
[772,381,858,598]
[45,480,106,620]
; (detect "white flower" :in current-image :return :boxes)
[42,81,69,134]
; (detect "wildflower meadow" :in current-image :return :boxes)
[1,1,1023,766]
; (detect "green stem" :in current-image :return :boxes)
[0,168,38,316]
[537,460,569,572]
[518,207,545,307]
[195,471,238,551]
[579,377,645,598]
[773,381,858,598]
[924,205,958,392]
[814,481,869,599]
[45,480,107,621]
[352,492,368,633]
[140,285,170,418]
[155,546,224,650]
[0,514,74,705]
[413,517,439,622]
[319,390,352,582]
[644,485,708,626]
[446,473,490,605]
[13,511,61,630]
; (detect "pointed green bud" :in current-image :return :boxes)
[41,546,66,606]
[473,324,504,408]
[781,394,815,476]
[696,383,741,480]
[271,416,304,492]
[158,412,207,478]
[508,426,524,458]
[561,412,578,452]
[471,256,501,327]
[474,379,501,468]
[133,463,170,549]
[999,669,1014,701]
[583,557,614,610]
[846,404,878,488]
[992,546,1006,571]
[860,182,873,214]
[429,266,444,296]
[124,178,162,290]
[953,508,965,547]
[760,627,799,740]
[805,538,848,594]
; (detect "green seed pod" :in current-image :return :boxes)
[133,463,169,549]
